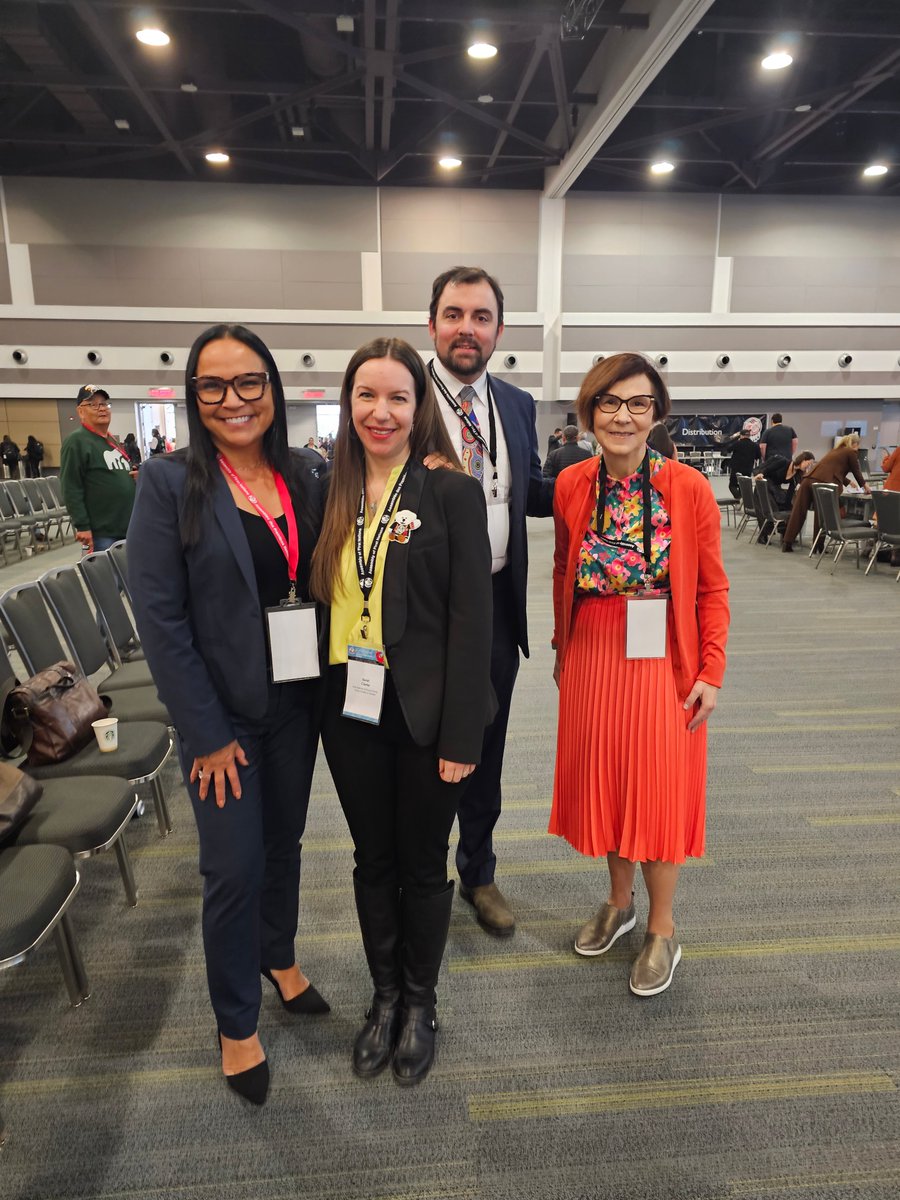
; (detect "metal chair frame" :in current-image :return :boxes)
[865,490,900,580]
[0,863,90,1007]
[811,484,873,573]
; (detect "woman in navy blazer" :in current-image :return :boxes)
[311,338,495,1087]
[129,324,327,1106]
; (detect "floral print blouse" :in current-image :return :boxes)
[575,449,672,596]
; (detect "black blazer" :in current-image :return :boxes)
[128,449,324,757]
[377,460,496,764]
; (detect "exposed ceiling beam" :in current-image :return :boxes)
[379,0,399,152]
[363,0,376,152]
[481,32,552,181]
[67,0,195,176]
[544,0,716,198]
[548,35,574,147]
[238,0,365,66]
[696,16,900,40]
[375,111,454,183]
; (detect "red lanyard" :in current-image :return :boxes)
[218,454,300,598]
[81,422,132,467]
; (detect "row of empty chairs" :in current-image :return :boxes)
[0,476,72,564]
[0,540,177,1018]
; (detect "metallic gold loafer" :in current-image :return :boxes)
[574,899,636,957]
[629,931,682,996]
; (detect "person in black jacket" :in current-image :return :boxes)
[129,324,328,1107]
[311,337,494,1087]
[727,428,761,497]
[542,425,593,478]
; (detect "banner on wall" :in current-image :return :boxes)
[664,414,767,449]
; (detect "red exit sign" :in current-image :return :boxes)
[148,387,175,399]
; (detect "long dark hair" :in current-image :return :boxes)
[179,323,292,546]
[310,337,461,602]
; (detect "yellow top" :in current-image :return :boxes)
[328,464,405,665]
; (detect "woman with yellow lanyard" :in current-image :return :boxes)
[311,337,495,1086]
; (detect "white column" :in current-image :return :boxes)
[538,196,565,404]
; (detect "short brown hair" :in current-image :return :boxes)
[429,266,504,326]
[575,352,670,432]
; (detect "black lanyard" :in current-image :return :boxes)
[354,465,409,638]
[428,360,500,495]
[596,450,654,583]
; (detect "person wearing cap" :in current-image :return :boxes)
[60,385,136,553]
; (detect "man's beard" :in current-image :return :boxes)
[440,340,489,380]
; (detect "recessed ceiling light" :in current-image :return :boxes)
[478,94,494,104]
[438,156,462,169]
[114,118,130,131]
[291,126,305,138]
[205,151,230,164]
[336,14,354,33]
[136,28,170,47]
[863,163,889,177]
[180,82,198,93]
[650,160,675,175]
[761,51,793,70]
[794,103,812,112]
[468,42,497,59]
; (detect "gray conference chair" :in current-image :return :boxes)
[78,552,144,664]
[812,485,873,573]
[107,540,133,605]
[0,484,37,558]
[0,844,90,1007]
[751,478,790,548]
[734,475,758,541]
[865,490,900,579]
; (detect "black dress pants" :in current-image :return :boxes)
[179,678,318,1040]
[321,667,460,896]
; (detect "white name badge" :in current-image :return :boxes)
[343,643,386,724]
[265,602,320,682]
[625,595,668,660]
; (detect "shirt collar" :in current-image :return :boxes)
[430,357,490,405]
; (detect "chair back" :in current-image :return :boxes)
[36,478,60,511]
[813,484,843,535]
[0,583,70,675]
[873,490,900,537]
[46,476,64,507]
[0,487,18,521]
[20,479,46,513]
[78,552,140,663]
[749,478,769,525]
[38,567,113,678]
[737,474,756,515]
[107,541,132,603]
[5,481,34,518]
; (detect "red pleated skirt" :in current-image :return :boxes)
[549,595,707,864]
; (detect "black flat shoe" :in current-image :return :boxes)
[218,1032,269,1106]
[261,966,330,1015]
[353,996,402,1078]
[392,1003,438,1086]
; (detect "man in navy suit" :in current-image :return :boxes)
[427,266,553,937]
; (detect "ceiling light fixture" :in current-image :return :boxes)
[114,118,130,130]
[136,28,170,46]
[478,94,494,104]
[336,15,354,33]
[794,103,812,112]
[468,42,497,59]
[761,51,793,70]
[438,155,462,169]
[863,163,888,177]
[291,126,305,138]
[205,151,230,164]
[180,82,198,93]
[650,160,674,175]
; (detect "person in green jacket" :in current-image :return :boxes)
[59,385,136,553]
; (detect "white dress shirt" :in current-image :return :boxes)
[430,357,511,573]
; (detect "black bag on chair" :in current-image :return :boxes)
[3,662,108,767]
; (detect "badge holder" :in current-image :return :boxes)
[625,593,667,659]
[265,599,320,682]
[343,642,386,724]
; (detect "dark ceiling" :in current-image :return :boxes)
[1,0,900,194]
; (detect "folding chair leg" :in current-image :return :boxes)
[149,775,172,837]
[53,914,90,1007]
[113,832,138,907]
[830,542,845,574]
[808,529,823,558]
[865,539,880,575]
[735,515,748,540]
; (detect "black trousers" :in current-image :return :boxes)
[179,678,318,1040]
[454,567,520,889]
[321,667,461,896]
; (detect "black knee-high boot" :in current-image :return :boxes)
[352,874,402,1078]
[393,881,454,1086]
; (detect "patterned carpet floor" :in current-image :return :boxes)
[1,511,899,1200]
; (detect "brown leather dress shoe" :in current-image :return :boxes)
[629,931,682,996]
[574,899,636,957]
[458,882,515,938]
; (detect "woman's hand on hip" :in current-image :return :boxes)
[439,759,476,784]
[190,740,249,808]
[683,681,719,732]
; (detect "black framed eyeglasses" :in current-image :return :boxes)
[593,392,655,415]
[79,397,111,410]
[192,372,270,405]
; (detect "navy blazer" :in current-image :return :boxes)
[128,450,324,757]
[488,374,554,657]
[376,460,496,763]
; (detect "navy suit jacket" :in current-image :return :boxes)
[128,450,324,757]
[487,374,554,657]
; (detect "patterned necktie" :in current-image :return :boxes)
[458,385,484,483]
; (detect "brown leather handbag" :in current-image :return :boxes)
[4,662,108,766]
[0,760,43,846]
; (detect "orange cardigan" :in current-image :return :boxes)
[552,457,730,699]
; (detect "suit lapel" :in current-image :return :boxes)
[382,461,426,648]
[211,470,258,600]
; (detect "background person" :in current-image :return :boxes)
[427,265,554,938]
[727,427,761,497]
[1,435,21,480]
[781,433,869,552]
[882,446,900,492]
[546,427,563,457]
[129,324,328,1107]
[646,420,677,460]
[312,337,494,1086]
[148,426,166,455]
[24,434,44,478]
[60,386,135,553]
[543,424,593,479]
[550,353,729,997]
[122,432,142,469]
[759,413,797,462]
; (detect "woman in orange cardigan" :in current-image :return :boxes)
[550,354,729,997]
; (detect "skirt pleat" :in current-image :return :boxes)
[549,595,706,864]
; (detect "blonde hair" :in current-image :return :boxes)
[835,433,860,450]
